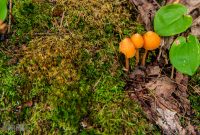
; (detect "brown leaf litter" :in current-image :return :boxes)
[127,0,200,133]
[127,65,199,134]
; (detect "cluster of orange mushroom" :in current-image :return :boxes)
[119,31,161,71]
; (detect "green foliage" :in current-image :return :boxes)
[154,3,199,76]
[154,4,192,36]
[169,35,200,76]
[0,0,7,21]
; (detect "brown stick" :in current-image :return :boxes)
[142,49,148,66]
[135,49,139,66]
[60,11,65,27]
[171,66,174,79]
[125,56,129,72]
[8,0,12,33]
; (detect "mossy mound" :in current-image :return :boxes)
[1,0,159,134]
[18,36,80,85]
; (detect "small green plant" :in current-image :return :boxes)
[169,35,200,76]
[154,4,192,36]
[0,0,7,21]
[154,3,200,76]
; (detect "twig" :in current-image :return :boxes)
[157,38,165,62]
[8,0,12,33]
[169,78,188,90]
[60,11,65,27]
[188,84,200,95]
[93,75,102,91]
[171,66,174,79]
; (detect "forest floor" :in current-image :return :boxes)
[0,0,199,134]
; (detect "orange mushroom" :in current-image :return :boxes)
[131,33,144,66]
[119,38,136,72]
[142,31,161,66]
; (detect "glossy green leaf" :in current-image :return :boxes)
[0,0,7,21]
[154,4,192,36]
[169,35,200,76]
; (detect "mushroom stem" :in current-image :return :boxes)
[135,49,139,66]
[125,56,129,72]
[142,49,148,66]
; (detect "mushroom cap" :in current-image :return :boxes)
[143,31,161,50]
[0,20,3,25]
[130,33,144,49]
[0,23,6,31]
[119,38,136,58]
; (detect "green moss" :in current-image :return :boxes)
[88,75,158,134]
[1,0,161,134]
[17,36,80,86]
[11,0,52,44]
[0,52,23,132]
[189,69,200,129]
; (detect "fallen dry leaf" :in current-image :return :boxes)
[129,67,145,79]
[129,0,160,30]
[146,66,161,76]
[146,77,175,98]
[191,16,200,38]
[156,108,186,135]
[128,72,197,134]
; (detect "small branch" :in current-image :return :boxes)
[171,66,174,79]
[60,11,65,28]
[8,0,12,33]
